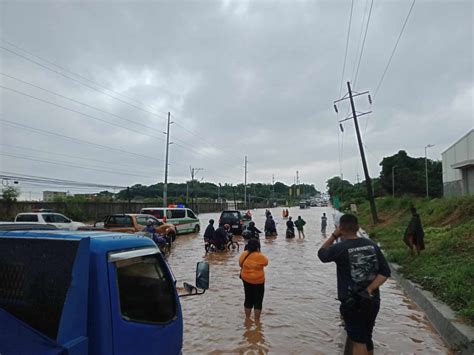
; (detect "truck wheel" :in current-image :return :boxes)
[194,225,200,233]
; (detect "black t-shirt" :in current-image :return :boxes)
[204,224,215,240]
[318,238,391,301]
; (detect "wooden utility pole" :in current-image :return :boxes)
[334,82,378,223]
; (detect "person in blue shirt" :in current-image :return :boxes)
[318,214,391,355]
[144,219,156,234]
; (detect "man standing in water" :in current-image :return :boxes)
[294,216,306,239]
[318,214,391,355]
[321,213,328,234]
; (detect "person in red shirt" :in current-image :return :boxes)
[239,239,269,323]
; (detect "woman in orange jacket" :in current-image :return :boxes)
[239,238,269,322]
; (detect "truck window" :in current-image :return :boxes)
[187,210,197,219]
[115,255,176,324]
[51,214,70,223]
[137,216,161,226]
[16,214,39,222]
[170,209,185,219]
[0,238,80,340]
[108,215,133,226]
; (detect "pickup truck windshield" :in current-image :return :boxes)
[115,254,176,324]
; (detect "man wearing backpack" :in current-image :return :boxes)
[294,216,306,239]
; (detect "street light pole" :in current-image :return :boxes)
[424,144,435,198]
[392,165,398,197]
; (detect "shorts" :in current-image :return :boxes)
[340,299,380,351]
[243,280,265,310]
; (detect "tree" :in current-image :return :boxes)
[1,186,20,202]
[380,150,442,197]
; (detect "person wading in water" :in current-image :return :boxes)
[239,238,268,323]
[318,214,391,355]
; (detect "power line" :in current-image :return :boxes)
[0,172,126,189]
[1,39,171,117]
[0,44,170,122]
[0,151,160,179]
[353,0,375,88]
[0,72,166,135]
[0,85,166,143]
[339,0,355,97]
[0,143,151,170]
[374,0,416,97]
[1,119,165,163]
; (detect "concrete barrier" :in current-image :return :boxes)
[390,263,474,354]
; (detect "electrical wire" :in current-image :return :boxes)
[0,143,151,170]
[1,39,172,117]
[0,85,166,143]
[339,0,355,97]
[374,0,416,98]
[0,72,166,135]
[353,0,375,88]
[0,151,160,179]
[0,45,170,121]
[0,119,165,163]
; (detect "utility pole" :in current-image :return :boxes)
[271,174,275,203]
[189,166,203,210]
[244,156,248,208]
[163,112,173,207]
[334,82,378,223]
[425,144,435,198]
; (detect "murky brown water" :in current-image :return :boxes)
[168,207,448,354]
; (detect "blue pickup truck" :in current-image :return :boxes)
[0,229,209,355]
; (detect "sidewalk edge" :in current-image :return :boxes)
[389,263,474,354]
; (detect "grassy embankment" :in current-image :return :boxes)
[355,196,474,325]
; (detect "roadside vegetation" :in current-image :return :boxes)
[356,196,474,325]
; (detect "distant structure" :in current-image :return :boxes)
[43,191,67,202]
[441,129,474,197]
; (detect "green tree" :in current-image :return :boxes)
[380,150,442,197]
[1,186,20,202]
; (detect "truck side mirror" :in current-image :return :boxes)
[195,261,209,290]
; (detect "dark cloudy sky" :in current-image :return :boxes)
[1,0,473,199]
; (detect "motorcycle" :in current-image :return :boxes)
[285,228,295,239]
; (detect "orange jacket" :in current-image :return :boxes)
[239,251,269,284]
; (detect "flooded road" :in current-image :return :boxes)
[168,207,448,354]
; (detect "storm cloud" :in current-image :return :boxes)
[1,0,472,198]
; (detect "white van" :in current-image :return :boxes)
[140,207,200,235]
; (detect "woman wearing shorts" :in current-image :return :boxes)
[239,238,269,323]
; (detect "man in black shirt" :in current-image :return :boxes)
[318,214,391,355]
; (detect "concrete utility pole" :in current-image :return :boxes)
[271,174,275,202]
[244,156,248,207]
[392,165,398,197]
[189,166,203,210]
[163,112,173,207]
[425,144,435,198]
[334,82,378,223]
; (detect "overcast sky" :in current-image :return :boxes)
[1,0,473,199]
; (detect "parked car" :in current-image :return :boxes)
[0,222,58,231]
[78,214,177,241]
[0,230,209,354]
[219,210,244,234]
[14,212,85,230]
[140,207,200,234]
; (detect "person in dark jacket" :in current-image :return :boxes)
[213,224,230,250]
[203,219,215,250]
[403,207,425,256]
[286,217,295,238]
[264,215,277,235]
[247,221,262,239]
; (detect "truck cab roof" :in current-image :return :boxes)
[0,230,157,253]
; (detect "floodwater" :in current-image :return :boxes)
[168,207,448,354]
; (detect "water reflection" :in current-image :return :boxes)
[168,207,448,354]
